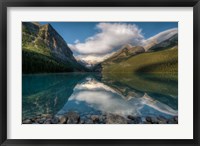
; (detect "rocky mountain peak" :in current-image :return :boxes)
[43,23,54,32]
[22,22,87,73]
[22,22,40,36]
[38,23,74,60]
[147,33,178,52]
[103,45,145,63]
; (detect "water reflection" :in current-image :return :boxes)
[57,76,177,119]
[22,73,88,119]
[22,73,178,122]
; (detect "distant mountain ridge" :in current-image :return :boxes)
[143,28,178,51]
[147,33,178,52]
[22,22,87,73]
[104,44,145,63]
[92,44,145,72]
[93,32,178,75]
[81,29,178,67]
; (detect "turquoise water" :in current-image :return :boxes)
[22,73,178,121]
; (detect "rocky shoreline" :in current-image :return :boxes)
[22,111,178,124]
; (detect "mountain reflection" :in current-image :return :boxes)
[23,73,178,121]
[57,76,178,118]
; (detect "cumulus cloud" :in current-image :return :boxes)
[68,23,178,64]
[70,23,144,55]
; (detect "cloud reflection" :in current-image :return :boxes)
[57,77,178,117]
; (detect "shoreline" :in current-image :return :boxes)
[23,111,178,124]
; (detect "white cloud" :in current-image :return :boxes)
[68,23,178,64]
[70,23,144,55]
[143,28,178,50]
[57,77,177,116]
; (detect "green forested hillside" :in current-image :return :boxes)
[102,46,178,75]
[22,49,75,73]
[22,22,87,73]
[101,46,178,96]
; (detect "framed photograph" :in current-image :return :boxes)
[0,0,199,145]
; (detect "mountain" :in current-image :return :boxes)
[76,58,96,69]
[94,32,178,85]
[95,30,178,73]
[143,28,178,51]
[92,44,145,72]
[147,34,178,52]
[100,44,178,99]
[22,22,87,73]
[104,44,145,63]
[100,45,178,75]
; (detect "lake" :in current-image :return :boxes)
[22,73,178,124]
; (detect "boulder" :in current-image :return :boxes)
[106,114,128,124]
[174,116,178,122]
[157,116,167,124]
[51,117,59,124]
[58,116,67,124]
[66,112,80,124]
[79,119,85,124]
[23,119,32,124]
[84,119,93,124]
[145,116,158,124]
[127,115,141,124]
[91,115,99,123]
[44,119,51,124]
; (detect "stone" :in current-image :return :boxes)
[157,117,167,124]
[23,119,32,124]
[38,120,44,124]
[106,114,128,124]
[35,118,41,123]
[66,112,80,124]
[58,116,67,124]
[40,117,46,121]
[127,115,135,120]
[98,115,106,123]
[133,117,142,124]
[151,117,158,124]
[143,121,151,124]
[127,120,134,124]
[84,119,93,124]
[91,115,99,123]
[167,120,175,124]
[51,117,59,124]
[174,116,178,122]
[79,119,85,124]
[167,117,178,124]
[30,118,36,122]
[44,120,51,124]
[102,115,106,120]
[145,117,158,124]
[146,117,152,123]
[127,116,142,124]
[102,113,107,117]
[158,121,167,124]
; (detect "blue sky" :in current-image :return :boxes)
[40,22,178,44]
[39,22,178,63]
